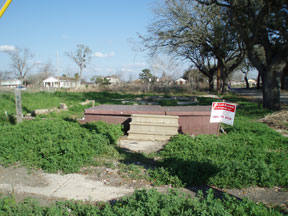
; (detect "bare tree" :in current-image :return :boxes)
[26,61,53,87]
[0,70,12,81]
[148,55,182,82]
[183,67,208,90]
[66,44,92,80]
[197,0,288,109]
[140,0,245,93]
[238,58,255,89]
[8,48,36,85]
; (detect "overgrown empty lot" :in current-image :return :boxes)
[0,91,287,215]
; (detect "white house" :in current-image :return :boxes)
[43,76,80,88]
[248,79,257,87]
[0,79,22,88]
[105,76,121,85]
[175,78,187,85]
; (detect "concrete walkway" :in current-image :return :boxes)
[0,171,133,202]
[118,138,167,153]
[0,139,167,203]
[1,139,287,208]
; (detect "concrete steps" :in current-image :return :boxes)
[128,114,179,141]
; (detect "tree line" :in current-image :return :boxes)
[0,44,92,85]
[140,0,287,110]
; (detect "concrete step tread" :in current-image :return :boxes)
[130,122,179,127]
[128,130,178,136]
[129,126,178,133]
[131,114,179,119]
[127,134,172,141]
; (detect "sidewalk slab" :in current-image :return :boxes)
[52,174,133,202]
[0,172,133,202]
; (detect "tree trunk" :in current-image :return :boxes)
[79,67,83,81]
[281,64,288,90]
[244,74,249,89]
[257,73,261,89]
[208,75,214,92]
[262,66,281,110]
[221,81,229,94]
[221,75,229,94]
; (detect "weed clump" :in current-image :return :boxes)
[83,121,123,145]
[0,119,116,173]
[0,189,283,215]
[159,116,288,188]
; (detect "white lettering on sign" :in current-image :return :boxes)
[210,102,237,126]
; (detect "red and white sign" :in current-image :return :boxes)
[210,102,237,126]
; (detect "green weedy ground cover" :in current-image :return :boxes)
[0,119,119,173]
[0,189,283,215]
[157,115,288,188]
[83,121,123,145]
[0,91,147,125]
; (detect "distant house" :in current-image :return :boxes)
[175,78,187,85]
[248,79,257,87]
[105,76,121,85]
[0,79,22,88]
[43,76,80,88]
[159,76,173,86]
[132,79,144,84]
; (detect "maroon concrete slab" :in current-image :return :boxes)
[164,106,218,135]
[85,105,165,115]
[164,106,212,116]
[83,105,166,134]
[81,104,219,136]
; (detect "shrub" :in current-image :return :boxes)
[83,121,123,145]
[0,119,114,173]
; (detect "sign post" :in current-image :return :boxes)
[15,88,22,123]
[210,102,236,126]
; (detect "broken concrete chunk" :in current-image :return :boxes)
[59,103,68,110]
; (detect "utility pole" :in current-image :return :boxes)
[56,50,60,87]
[15,88,22,123]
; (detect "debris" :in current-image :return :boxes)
[59,103,68,110]
[258,111,288,130]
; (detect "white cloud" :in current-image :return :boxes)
[93,51,115,58]
[0,45,16,52]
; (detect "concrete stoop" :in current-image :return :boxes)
[128,114,179,141]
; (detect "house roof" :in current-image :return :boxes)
[43,76,58,82]
[43,76,77,82]
[59,76,77,81]
[176,78,186,82]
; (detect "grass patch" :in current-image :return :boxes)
[0,119,120,173]
[83,121,123,145]
[0,91,159,124]
[158,116,288,188]
[0,91,286,190]
[0,189,283,215]
[158,99,178,106]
